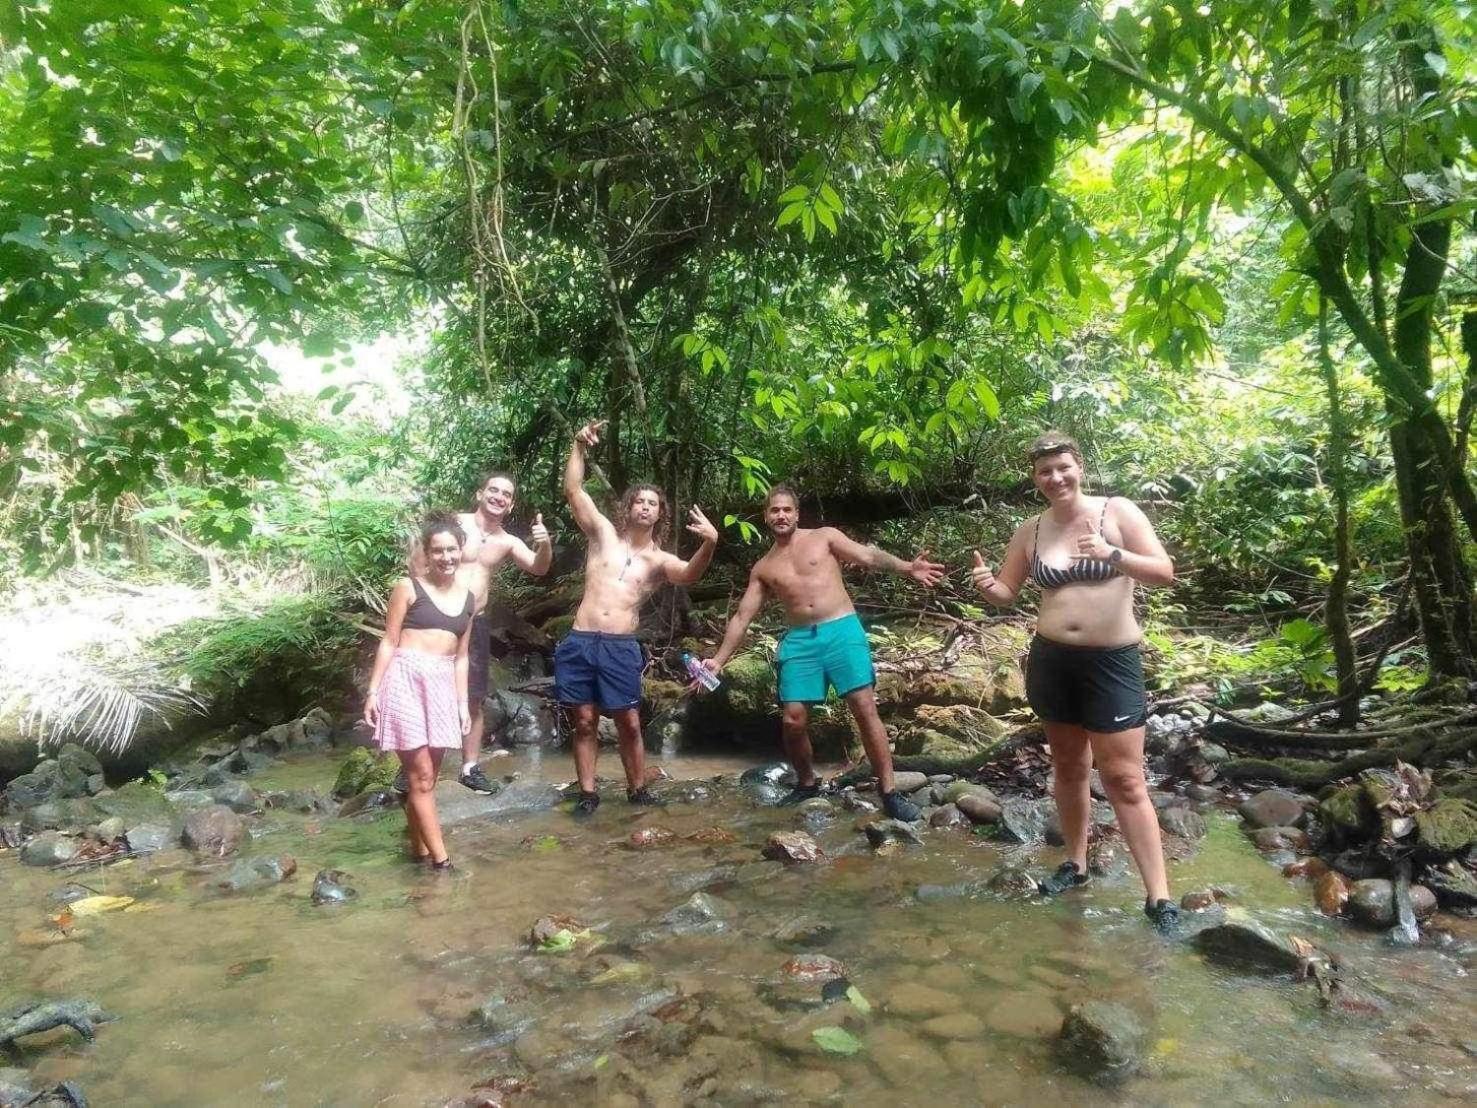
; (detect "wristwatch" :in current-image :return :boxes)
[1108,546,1124,564]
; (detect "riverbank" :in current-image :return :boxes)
[2,739,1475,1104]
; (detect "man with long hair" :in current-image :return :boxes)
[697,485,945,820]
[557,420,719,815]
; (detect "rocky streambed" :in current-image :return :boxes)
[2,720,1476,1106]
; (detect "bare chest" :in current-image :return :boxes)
[762,538,839,595]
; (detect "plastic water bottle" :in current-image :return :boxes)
[682,652,721,692]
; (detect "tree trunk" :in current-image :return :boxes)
[1388,215,1477,680]
[1318,298,1359,725]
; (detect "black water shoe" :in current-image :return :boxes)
[459,764,501,795]
[627,786,666,806]
[430,858,455,873]
[880,790,921,822]
[776,782,823,807]
[1144,898,1181,934]
[1037,861,1090,896]
[573,791,601,817]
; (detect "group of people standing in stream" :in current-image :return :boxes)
[362,425,1183,931]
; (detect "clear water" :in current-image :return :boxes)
[2,750,1474,1105]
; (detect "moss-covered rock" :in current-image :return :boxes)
[93,781,178,827]
[1415,797,1477,855]
[1318,785,1367,837]
[332,748,400,799]
[721,650,777,717]
[540,614,576,641]
[643,679,688,712]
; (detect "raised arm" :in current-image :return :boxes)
[663,506,719,586]
[363,577,413,726]
[564,421,615,540]
[971,521,1032,606]
[505,513,553,576]
[1077,498,1175,587]
[823,527,946,587]
[708,570,770,669]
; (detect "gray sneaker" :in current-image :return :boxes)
[459,764,501,795]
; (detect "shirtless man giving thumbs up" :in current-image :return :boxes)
[453,472,552,792]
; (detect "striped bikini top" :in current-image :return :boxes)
[1030,499,1121,590]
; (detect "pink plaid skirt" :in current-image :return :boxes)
[373,649,461,752]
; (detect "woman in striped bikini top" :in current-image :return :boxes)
[1029,498,1122,589]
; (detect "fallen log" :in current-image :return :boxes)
[1220,726,1477,790]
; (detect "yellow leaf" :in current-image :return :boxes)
[68,895,136,916]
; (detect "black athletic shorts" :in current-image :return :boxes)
[468,611,491,711]
[1025,635,1147,733]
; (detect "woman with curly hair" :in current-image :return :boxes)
[364,513,474,870]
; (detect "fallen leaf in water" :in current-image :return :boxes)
[1289,935,1317,959]
[68,895,135,916]
[51,907,74,934]
[845,985,872,1015]
[812,1026,863,1055]
[303,821,322,836]
[1153,1037,1181,1057]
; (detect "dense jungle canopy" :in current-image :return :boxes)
[1,0,1475,744]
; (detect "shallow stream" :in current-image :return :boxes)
[3,749,1475,1105]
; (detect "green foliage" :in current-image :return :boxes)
[159,592,357,699]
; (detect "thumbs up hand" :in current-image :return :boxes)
[530,512,549,545]
[970,550,996,594]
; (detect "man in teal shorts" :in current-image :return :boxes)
[697,485,946,819]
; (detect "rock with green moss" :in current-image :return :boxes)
[1415,797,1477,855]
[721,651,777,717]
[541,614,576,641]
[1318,785,1367,838]
[333,748,400,799]
[93,781,178,827]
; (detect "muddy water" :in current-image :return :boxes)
[3,750,1475,1105]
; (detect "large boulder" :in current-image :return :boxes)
[1056,1001,1150,1085]
[894,704,1009,759]
[181,804,246,856]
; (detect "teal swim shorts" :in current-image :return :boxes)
[775,612,875,704]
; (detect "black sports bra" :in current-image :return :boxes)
[1030,499,1122,589]
[401,577,474,635]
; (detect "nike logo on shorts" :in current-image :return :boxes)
[1114,714,1133,722]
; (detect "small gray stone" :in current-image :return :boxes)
[124,822,176,854]
[660,891,735,936]
[311,869,357,906]
[929,804,972,831]
[998,798,1049,843]
[1238,789,1307,829]
[1250,826,1311,853]
[890,771,930,794]
[20,831,78,867]
[211,781,259,814]
[1158,804,1207,841]
[94,816,125,840]
[1349,879,1396,928]
[956,792,1003,824]
[220,854,297,892]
